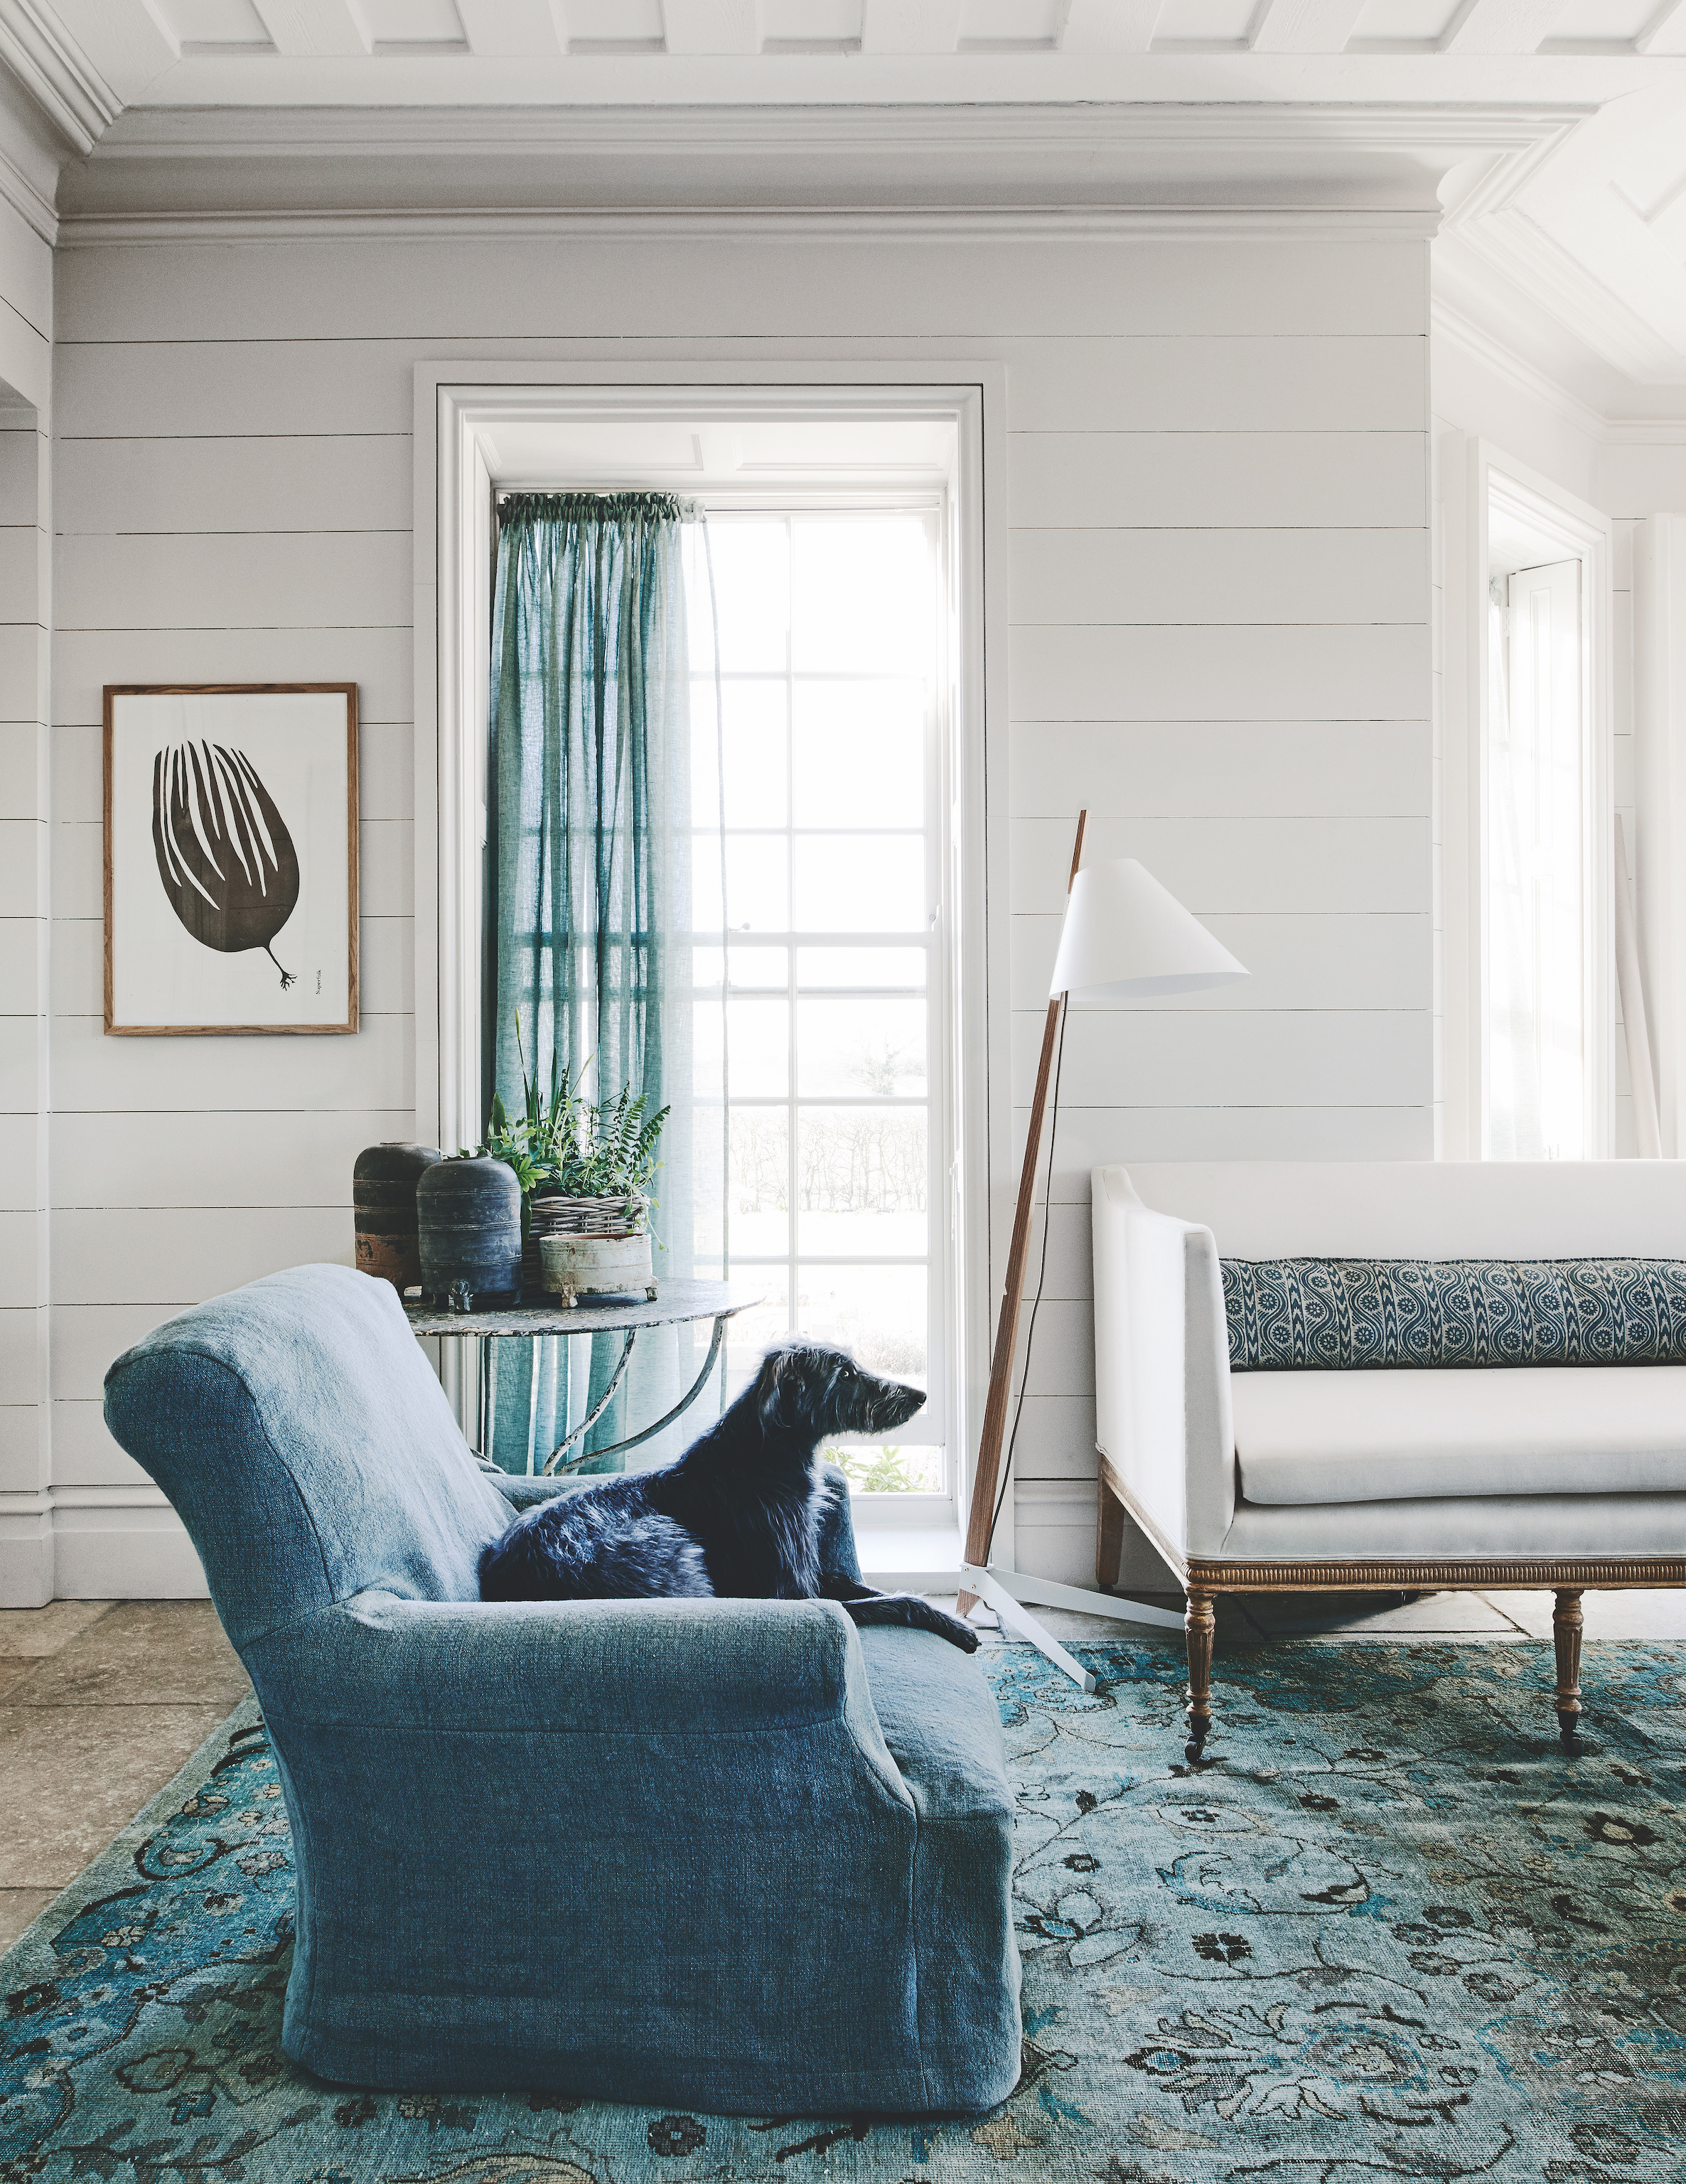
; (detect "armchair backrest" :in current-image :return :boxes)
[104,1264,516,1651]
[1117,1160,1686,1261]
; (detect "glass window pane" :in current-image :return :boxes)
[729,944,788,990]
[834,1443,944,1494]
[792,680,925,831]
[694,835,789,934]
[790,518,934,676]
[793,835,924,933]
[693,945,788,990]
[694,996,788,1097]
[796,1108,927,1259]
[797,946,926,990]
[706,519,790,672]
[797,997,926,1098]
[723,1275,790,1402]
[794,1263,927,1388]
[721,680,788,828]
[730,1110,788,1260]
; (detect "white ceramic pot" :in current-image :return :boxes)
[539,1231,657,1306]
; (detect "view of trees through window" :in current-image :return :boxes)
[685,507,945,1494]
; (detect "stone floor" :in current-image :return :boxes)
[0,1600,251,1952]
[3,1586,1683,1956]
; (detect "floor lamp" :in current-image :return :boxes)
[958,812,1250,1692]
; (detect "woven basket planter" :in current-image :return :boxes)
[522,1194,650,1292]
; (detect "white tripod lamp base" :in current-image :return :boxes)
[961,1563,1186,1694]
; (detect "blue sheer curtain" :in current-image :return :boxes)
[485,490,720,1470]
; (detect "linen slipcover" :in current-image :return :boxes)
[102,1263,1021,2114]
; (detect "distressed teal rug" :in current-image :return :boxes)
[3,1638,1683,2183]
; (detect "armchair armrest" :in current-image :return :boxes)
[247,1588,906,1767]
[1092,1165,1235,1561]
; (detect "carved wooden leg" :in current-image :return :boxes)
[1097,1470,1127,1593]
[1553,1588,1584,1747]
[1184,1589,1217,1763]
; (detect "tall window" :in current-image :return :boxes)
[685,508,948,1497]
[1485,558,1589,1159]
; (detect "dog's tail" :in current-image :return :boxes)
[480,1501,713,1602]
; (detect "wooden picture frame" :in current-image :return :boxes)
[103,683,360,1037]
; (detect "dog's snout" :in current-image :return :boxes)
[872,1379,925,1431]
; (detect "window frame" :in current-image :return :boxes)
[417,370,1005,1543]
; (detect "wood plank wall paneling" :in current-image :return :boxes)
[34,228,1433,1597]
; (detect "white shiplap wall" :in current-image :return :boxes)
[37,226,1432,1598]
[0,176,51,1605]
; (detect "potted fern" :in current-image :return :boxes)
[527,1071,670,1308]
[471,1022,669,1304]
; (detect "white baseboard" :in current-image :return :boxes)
[52,1506,208,1600]
[0,1509,53,1607]
[0,1496,208,1603]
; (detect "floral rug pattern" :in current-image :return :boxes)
[2,1637,1683,2182]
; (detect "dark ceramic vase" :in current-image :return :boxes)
[417,1157,522,1312]
[353,1142,443,1292]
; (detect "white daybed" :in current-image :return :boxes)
[1092,1161,1686,1760]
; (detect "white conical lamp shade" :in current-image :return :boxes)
[1049,857,1249,1000]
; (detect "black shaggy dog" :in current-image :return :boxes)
[479,1340,977,1653]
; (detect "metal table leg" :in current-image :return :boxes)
[542,1329,640,1475]
[545,1312,731,1474]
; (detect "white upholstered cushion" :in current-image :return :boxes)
[1231,1366,1686,1506]
[1218,1490,1686,1564]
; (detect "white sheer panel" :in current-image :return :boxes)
[1486,560,1586,1160]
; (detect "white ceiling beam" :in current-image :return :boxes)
[661,0,763,53]
[1441,0,1572,54]
[1062,0,1164,50]
[456,0,564,55]
[250,1,373,57]
[1250,0,1365,53]
[860,0,962,53]
[1636,0,1686,54]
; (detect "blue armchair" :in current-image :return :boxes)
[103,1265,1021,2114]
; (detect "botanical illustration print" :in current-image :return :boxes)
[151,741,301,990]
[2,1640,1682,2182]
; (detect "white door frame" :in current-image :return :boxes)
[412,362,1009,1539]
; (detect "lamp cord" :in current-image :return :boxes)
[984,994,1068,1565]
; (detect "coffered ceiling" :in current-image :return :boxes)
[9,0,1685,118]
[1,1,1685,422]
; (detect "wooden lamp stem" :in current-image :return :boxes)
[959,810,1086,1617]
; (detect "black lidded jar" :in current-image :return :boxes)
[353,1142,443,1292]
[417,1157,522,1312]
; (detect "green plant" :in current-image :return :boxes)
[829,1445,918,1494]
[550,1081,671,1201]
[459,1014,670,1221]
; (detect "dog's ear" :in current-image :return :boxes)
[755,1347,799,1433]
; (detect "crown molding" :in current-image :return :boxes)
[56,203,1448,244]
[55,97,1590,228]
[1431,292,1686,442]
[1458,200,1686,385]
[0,0,119,156]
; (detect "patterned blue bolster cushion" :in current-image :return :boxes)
[1221,1257,1686,1371]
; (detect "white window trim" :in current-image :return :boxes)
[413,364,1009,1553]
[1441,437,1614,1162]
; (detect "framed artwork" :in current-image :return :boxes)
[104,684,359,1037]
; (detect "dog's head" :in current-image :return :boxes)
[753,1341,925,1442]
